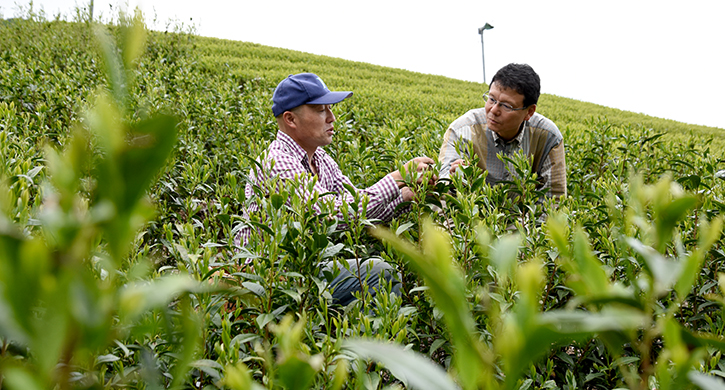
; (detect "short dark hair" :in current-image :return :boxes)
[490,63,540,107]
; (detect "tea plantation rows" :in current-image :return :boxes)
[1,10,725,390]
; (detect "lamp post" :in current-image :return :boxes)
[478,23,494,85]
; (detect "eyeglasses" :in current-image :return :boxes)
[482,92,529,112]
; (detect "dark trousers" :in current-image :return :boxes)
[321,258,401,306]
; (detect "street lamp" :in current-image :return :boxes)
[478,23,494,85]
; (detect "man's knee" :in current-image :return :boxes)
[365,258,393,275]
[322,258,401,305]
[364,258,401,296]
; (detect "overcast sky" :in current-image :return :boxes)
[3,0,724,130]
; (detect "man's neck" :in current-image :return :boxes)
[306,153,317,175]
[496,121,526,143]
[281,129,318,161]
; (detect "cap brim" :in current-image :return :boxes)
[307,91,353,105]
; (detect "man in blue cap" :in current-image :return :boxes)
[237,73,435,305]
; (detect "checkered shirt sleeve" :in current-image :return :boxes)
[236,131,403,246]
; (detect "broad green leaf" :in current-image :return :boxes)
[700,216,724,250]
[119,275,210,321]
[94,26,127,109]
[515,259,545,315]
[344,339,459,390]
[626,237,681,295]
[277,355,319,390]
[688,372,725,390]
[230,333,262,346]
[0,235,48,339]
[242,281,266,298]
[120,10,147,70]
[613,356,641,366]
[570,227,610,296]
[282,288,302,303]
[428,338,447,357]
[256,313,275,330]
[2,367,44,390]
[395,221,415,236]
[546,213,571,258]
[569,294,644,311]
[95,354,120,364]
[675,248,705,301]
[330,360,349,390]
[189,359,223,381]
[321,243,344,259]
[373,220,488,390]
[653,192,698,252]
[499,310,600,390]
[539,309,647,334]
[683,330,725,351]
[662,315,689,366]
[489,234,522,284]
[117,114,178,213]
[247,220,275,236]
[224,362,266,390]
[270,193,286,210]
[171,298,204,389]
[0,294,27,344]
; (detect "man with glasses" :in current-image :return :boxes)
[438,63,567,198]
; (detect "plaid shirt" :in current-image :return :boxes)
[438,109,567,197]
[236,131,403,246]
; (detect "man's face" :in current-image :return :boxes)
[485,82,536,141]
[290,104,336,153]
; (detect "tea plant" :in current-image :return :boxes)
[0,11,218,390]
[2,4,725,389]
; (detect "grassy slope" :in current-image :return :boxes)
[2,18,722,239]
[195,36,724,151]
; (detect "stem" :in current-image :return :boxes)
[541,263,557,311]
[57,327,80,390]
[637,290,657,390]
[574,339,594,367]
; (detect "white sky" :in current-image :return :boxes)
[3,0,725,130]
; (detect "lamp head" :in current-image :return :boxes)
[478,23,494,34]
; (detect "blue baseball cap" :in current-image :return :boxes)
[272,73,353,117]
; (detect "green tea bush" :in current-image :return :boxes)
[1,5,724,389]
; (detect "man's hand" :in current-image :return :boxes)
[401,186,416,202]
[391,156,437,188]
[450,158,468,174]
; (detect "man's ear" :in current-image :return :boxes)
[281,111,297,129]
[524,104,537,121]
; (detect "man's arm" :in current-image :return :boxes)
[236,156,380,247]
[333,172,403,222]
[547,141,567,198]
[273,154,433,223]
[438,126,475,180]
[331,156,435,221]
[535,140,567,198]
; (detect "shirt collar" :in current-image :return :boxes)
[276,130,325,165]
[491,120,528,146]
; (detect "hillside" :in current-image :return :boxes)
[194,36,724,148]
[1,14,725,390]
